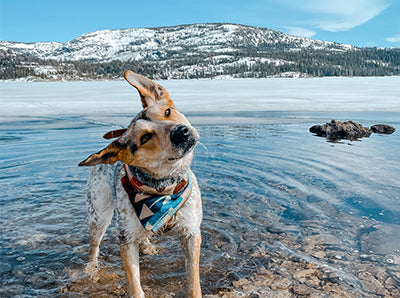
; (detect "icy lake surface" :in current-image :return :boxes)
[1,77,400,296]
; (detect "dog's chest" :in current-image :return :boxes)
[101,163,201,240]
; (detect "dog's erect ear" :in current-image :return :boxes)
[124,70,174,108]
[78,139,129,166]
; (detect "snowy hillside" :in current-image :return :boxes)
[0,23,355,62]
[1,23,399,81]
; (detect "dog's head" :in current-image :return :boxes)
[79,71,199,178]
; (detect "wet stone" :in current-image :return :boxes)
[292,284,311,296]
[358,271,388,296]
[232,278,250,289]
[272,278,291,290]
[293,269,317,279]
[313,251,326,259]
[304,276,321,288]
[359,224,400,255]
[370,124,396,134]
[306,194,324,203]
[326,272,341,284]
[257,267,274,279]
[309,119,371,140]
[385,277,396,289]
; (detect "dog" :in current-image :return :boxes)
[79,70,202,297]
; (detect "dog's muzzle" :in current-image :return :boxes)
[170,125,197,153]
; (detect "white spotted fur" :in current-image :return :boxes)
[84,124,202,298]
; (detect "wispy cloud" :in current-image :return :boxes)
[286,0,391,32]
[386,34,400,43]
[284,26,316,38]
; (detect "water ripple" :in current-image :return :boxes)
[1,113,400,296]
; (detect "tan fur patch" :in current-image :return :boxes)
[78,71,196,171]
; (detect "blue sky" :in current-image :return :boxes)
[0,0,399,47]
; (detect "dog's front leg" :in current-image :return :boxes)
[120,242,145,298]
[181,232,202,298]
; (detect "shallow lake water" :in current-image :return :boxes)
[1,79,400,297]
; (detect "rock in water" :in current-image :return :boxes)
[309,119,372,141]
[370,124,396,134]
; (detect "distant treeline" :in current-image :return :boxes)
[1,46,400,80]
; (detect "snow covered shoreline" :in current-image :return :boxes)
[1,77,400,120]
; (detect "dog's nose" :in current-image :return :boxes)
[170,125,191,146]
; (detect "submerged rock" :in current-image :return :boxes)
[370,124,396,134]
[310,120,396,141]
[309,119,371,141]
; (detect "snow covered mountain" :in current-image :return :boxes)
[1,23,399,80]
[0,23,355,62]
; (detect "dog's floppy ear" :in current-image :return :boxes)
[124,70,174,108]
[78,138,131,167]
[78,142,121,166]
[103,128,127,139]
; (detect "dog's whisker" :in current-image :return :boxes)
[197,141,208,152]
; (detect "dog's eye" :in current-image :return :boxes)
[165,108,171,117]
[140,133,153,145]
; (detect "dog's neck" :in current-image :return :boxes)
[127,165,186,189]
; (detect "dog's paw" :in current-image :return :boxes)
[140,239,158,255]
[85,262,100,281]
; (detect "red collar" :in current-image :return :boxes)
[121,164,188,196]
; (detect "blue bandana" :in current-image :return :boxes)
[121,165,192,233]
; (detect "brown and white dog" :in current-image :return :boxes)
[79,71,202,297]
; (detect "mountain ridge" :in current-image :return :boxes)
[0,23,357,62]
[1,23,399,80]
